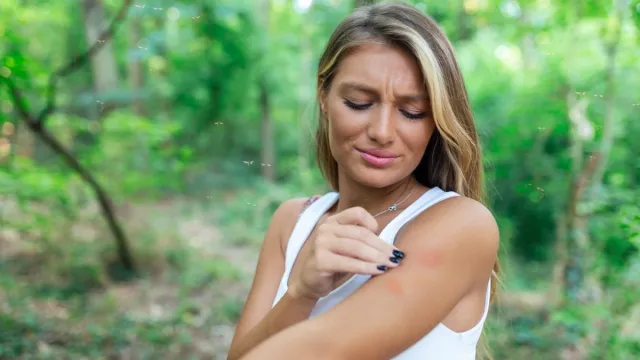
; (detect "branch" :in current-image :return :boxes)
[5,76,136,272]
[36,0,134,125]
[4,78,40,130]
[1,0,137,273]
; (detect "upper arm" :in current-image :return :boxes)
[314,196,499,358]
[242,196,499,360]
[230,197,309,343]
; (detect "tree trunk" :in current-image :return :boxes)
[457,0,472,41]
[520,7,537,69]
[259,0,275,182]
[549,213,568,306]
[128,16,144,116]
[259,79,275,182]
[153,16,172,116]
[82,0,120,117]
[563,0,622,306]
[559,7,622,355]
[354,0,375,8]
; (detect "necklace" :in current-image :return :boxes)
[372,183,417,218]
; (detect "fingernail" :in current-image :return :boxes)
[389,256,401,264]
[377,265,388,271]
[392,250,405,259]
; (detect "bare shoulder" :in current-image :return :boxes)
[416,195,498,234]
[399,194,499,271]
[270,196,320,256]
[271,196,310,222]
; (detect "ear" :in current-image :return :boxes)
[319,93,328,118]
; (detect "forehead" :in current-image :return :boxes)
[332,42,425,92]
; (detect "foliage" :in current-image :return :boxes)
[1,0,639,358]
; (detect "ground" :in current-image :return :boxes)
[2,195,635,359]
[0,196,257,359]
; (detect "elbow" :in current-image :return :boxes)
[233,318,346,360]
[240,327,343,360]
[226,345,241,360]
[227,338,251,360]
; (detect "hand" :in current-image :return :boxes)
[288,207,405,301]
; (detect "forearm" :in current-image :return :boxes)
[240,318,339,360]
[227,290,318,360]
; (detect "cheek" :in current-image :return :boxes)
[401,122,435,156]
[327,107,363,144]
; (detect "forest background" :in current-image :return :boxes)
[1,0,639,359]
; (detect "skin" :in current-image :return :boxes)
[323,42,435,214]
[227,197,312,360]
[232,43,499,360]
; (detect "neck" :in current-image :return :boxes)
[334,174,417,216]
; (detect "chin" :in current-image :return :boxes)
[351,164,404,189]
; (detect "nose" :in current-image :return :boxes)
[367,105,396,146]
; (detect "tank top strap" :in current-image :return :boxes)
[378,187,460,244]
[297,195,321,221]
[282,192,340,278]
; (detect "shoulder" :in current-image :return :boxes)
[270,195,322,256]
[420,194,498,233]
[272,196,311,219]
[400,194,499,270]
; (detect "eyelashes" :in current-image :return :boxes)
[343,99,371,111]
[400,109,427,120]
[342,99,426,120]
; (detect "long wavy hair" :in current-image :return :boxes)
[314,2,499,358]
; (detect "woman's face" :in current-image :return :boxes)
[321,42,435,189]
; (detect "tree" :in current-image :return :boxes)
[82,0,120,118]
[1,0,137,274]
[259,0,276,182]
[354,0,375,8]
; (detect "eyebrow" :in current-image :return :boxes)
[337,81,427,102]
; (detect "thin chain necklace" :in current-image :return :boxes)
[372,182,418,218]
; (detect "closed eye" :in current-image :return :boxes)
[400,110,427,120]
[344,99,426,120]
[343,99,372,110]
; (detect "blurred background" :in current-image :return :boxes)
[1,0,639,359]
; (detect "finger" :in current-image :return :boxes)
[332,224,400,257]
[326,236,400,268]
[319,251,389,275]
[327,206,378,233]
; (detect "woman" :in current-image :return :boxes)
[228,2,499,359]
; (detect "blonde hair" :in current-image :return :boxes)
[314,2,499,358]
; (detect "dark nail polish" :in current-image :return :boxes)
[377,265,388,271]
[392,250,405,259]
[389,256,401,264]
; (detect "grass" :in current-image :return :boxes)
[0,193,254,359]
[2,188,638,359]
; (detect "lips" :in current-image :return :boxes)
[357,148,398,167]
[360,148,398,158]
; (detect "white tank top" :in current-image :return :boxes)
[271,186,492,360]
